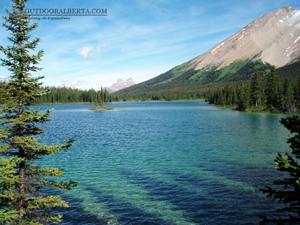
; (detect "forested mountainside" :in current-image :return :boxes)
[115,6,300,97]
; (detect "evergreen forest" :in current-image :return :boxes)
[205,66,300,113]
[1,61,300,112]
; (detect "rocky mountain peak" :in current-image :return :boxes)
[105,77,136,93]
[191,6,300,70]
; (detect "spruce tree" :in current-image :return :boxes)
[274,74,283,110]
[98,90,105,107]
[250,71,261,108]
[0,1,77,224]
[265,66,282,110]
[237,81,247,111]
[100,86,104,101]
[265,66,277,108]
[227,88,233,106]
[260,116,300,224]
[295,76,300,108]
[94,92,98,107]
[233,89,238,106]
[244,82,251,108]
[282,78,295,113]
[260,87,266,106]
[238,81,250,111]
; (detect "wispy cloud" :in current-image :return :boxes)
[0,0,300,89]
[79,46,94,58]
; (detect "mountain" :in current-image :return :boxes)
[115,6,300,96]
[192,6,300,70]
[105,77,135,93]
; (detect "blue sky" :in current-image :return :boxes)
[0,0,300,90]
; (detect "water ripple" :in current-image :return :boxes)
[35,102,288,224]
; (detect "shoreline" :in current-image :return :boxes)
[213,104,299,115]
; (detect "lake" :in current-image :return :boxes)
[37,101,290,224]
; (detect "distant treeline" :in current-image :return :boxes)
[35,87,203,103]
[36,86,113,104]
[205,66,300,113]
[0,84,116,104]
[0,82,203,104]
[1,61,299,105]
[115,90,204,102]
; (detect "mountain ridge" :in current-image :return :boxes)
[191,6,300,70]
[115,6,300,96]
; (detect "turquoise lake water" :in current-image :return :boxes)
[36,101,291,224]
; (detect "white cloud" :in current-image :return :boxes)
[79,46,94,58]
[1,0,298,90]
[59,77,87,89]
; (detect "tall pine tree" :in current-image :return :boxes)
[265,66,277,108]
[282,78,295,113]
[250,71,261,108]
[295,76,300,108]
[0,1,77,224]
[265,66,282,110]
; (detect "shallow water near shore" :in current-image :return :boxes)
[36,101,290,224]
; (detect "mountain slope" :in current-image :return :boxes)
[192,6,300,70]
[116,6,300,96]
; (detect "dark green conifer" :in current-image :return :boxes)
[250,71,261,108]
[265,66,277,107]
[265,66,282,110]
[260,87,266,106]
[295,76,300,108]
[282,78,295,113]
[274,75,283,110]
[233,89,238,106]
[94,92,98,106]
[237,81,248,111]
[227,89,233,106]
[260,116,300,224]
[100,86,104,101]
[0,1,77,224]
[244,82,251,108]
[98,91,105,107]
[104,89,109,102]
